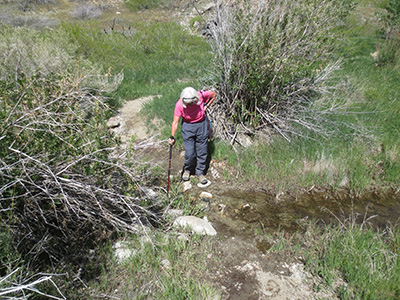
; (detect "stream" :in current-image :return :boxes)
[207,188,400,238]
[196,187,400,299]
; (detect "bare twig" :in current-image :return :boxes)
[0,268,66,300]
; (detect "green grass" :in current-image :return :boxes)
[63,20,212,140]
[210,0,400,191]
[88,230,219,299]
[63,20,211,98]
[309,224,400,299]
[267,220,400,299]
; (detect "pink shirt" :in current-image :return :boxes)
[174,90,212,123]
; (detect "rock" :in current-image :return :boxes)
[113,241,137,263]
[240,203,252,211]
[200,191,213,199]
[197,180,212,188]
[173,216,217,236]
[236,133,252,147]
[161,258,171,270]
[144,188,157,199]
[183,181,192,192]
[217,204,227,216]
[107,116,121,129]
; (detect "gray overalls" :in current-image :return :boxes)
[182,116,209,176]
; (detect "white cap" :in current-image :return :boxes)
[180,87,200,108]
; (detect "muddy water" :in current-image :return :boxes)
[207,188,400,239]
[198,188,400,300]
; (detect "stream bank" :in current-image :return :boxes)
[108,96,400,299]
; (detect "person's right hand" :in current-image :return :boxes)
[168,136,175,146]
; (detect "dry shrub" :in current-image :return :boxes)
[0,26,155,292]
[0,25,81,82]
[206,0,356,143]
[0,24,123,91]
[70,4,105,20]
[0,73,157,271]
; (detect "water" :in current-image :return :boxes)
[208,188,400,238]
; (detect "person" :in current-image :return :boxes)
[168,87,216,185]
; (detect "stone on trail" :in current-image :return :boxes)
[200,191,213,203]
[113,241,137,263]
[173,216,217,236]
[183,181,192,192]
[197,180,212,188]
[106,116,121,129]
[200,191,212,199]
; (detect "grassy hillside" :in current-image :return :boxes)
[0,0,399,299]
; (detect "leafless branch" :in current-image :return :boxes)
[0,268,66,300]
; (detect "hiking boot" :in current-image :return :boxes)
[182,170,190,181]
[198,175,208,185]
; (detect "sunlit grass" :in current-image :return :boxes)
[88,230,219,299]
[267,219,400,300]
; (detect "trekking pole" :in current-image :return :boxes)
[167,145,172,196]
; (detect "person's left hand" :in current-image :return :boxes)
[168,136,175,146]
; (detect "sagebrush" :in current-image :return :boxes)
[207,0,356,143]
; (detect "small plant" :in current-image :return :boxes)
[70,4,105,20]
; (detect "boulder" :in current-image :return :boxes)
[173,216,217,236]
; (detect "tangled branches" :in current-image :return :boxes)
[0,74,159,272]
[207,0,356,143]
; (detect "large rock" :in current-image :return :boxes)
[173,216,217,236]
[113,241,137,263]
